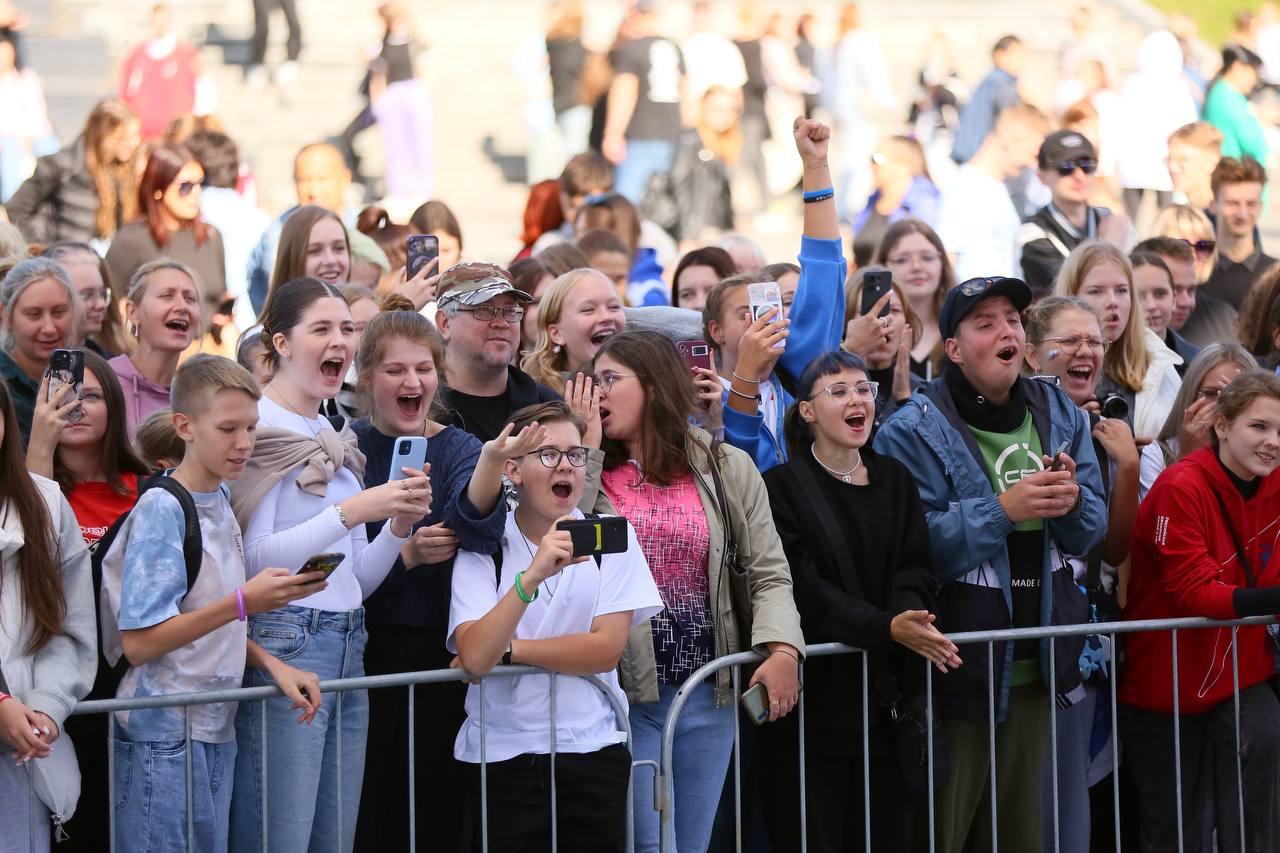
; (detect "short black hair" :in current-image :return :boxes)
[186,131,240,189]
[1222,43,1263,73]
[993,35,1022,55]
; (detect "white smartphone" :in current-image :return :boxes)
[389,436,429,481]
[747,281,785,349]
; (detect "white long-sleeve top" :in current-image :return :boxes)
[242,397,408,611]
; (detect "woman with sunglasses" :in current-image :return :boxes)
[105,142,226,336]
[584,330,804,853]
[759,349,955,852]
[1054,241,1183,441]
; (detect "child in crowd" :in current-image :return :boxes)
[0,379,96,851]
[135,407,186,472]
[234,326,274,389]
[450,401,662,850]
[99,355,329,852]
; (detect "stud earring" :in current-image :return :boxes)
[553,344,561,354]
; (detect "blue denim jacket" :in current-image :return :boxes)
[873,376,1107,720]
[721,235,847,471]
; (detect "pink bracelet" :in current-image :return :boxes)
[0,692,10,705]
[235,588,247,622]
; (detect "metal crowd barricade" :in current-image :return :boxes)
[654,615,1280,853]
[28,665,634,853]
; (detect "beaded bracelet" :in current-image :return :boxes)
[730,371,763,385]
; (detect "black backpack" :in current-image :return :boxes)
[88,473,202,699]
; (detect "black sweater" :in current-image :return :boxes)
[763,448,937,749]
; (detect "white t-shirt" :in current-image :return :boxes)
[937,164,1022,282]
[242,397,407,612]
[447,510,664,764]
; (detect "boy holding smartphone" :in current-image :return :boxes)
[99,356,327,852]
[449,401,662,851]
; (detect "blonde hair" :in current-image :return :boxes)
[520,268,611,387]
[1053,241,1148,392]
[1147,204,1217,282]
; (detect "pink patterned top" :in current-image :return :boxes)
[602,462,714,683]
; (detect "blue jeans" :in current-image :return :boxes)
[614,139,675,204]
[229,606,368,853]
[113,738,237,853]
[631,681,735,853]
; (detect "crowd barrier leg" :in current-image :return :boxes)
[336,689,343,853]
[107,712,117,853]
[1172,629,1184,853]
[478,677,488,853]
[260,697,269,852]
[407,685,416,853]
[731,664,742,853]
[549,671,558,853]
[987,640,998,853]
[1232,626,1246,849]
[860,652,870,853]
[1049,636,1060,853]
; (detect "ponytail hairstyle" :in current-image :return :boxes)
[355,291,448,421]
[783,350,869,459]
[52,348,148,496]
[0,378,63,653]
[257,277,344,370]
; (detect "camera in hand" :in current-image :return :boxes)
[556,516,628,558]
[1099,393,1129,420]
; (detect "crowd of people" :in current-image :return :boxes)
[3,2,1280,853]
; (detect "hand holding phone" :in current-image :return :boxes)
[406,234,440,279]
[556,516,629,559]
[677,340,713,373]
[859,270,893,319]
[47,348,85,423]
[1048,440,1070,471]
[740,682,771,726]
[747,282,786,350]
[389,436,429,482]
[294,552,345,579]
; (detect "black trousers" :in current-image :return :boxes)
[353,624,467,852]
[757,712,920,853]
[250,0,301,64]
[462,743,631,853]
[1119,682,1280,853]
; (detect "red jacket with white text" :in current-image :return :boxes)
[1120,446,1280,714]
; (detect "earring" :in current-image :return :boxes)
[129,324,138,337]
[552,344,561,354]
[154,191,163,201]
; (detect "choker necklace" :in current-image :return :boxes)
[811,444,862,483]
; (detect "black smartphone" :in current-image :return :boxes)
[295,552,345,579]
[406,234,440,279]
[859,270,893,319]
[677,340,713,373]
[47,348,85,423]
[556,516,629,559]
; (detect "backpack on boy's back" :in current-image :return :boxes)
[89,473,201,700]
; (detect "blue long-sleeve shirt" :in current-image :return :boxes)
[352,420,506,628]
[951,68,1020,165]
[721,235,847,471]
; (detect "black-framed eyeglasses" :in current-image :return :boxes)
[525,446,589,468]
[1180,238,1216,258]
[1197,386,1223,400]
[456,304,525,323]
[1054,157,1098,176]
[1041,334,1110,353]
[593,370,636,393]
[812,380,879,402]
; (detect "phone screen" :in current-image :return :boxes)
[406,235,440,279]
[297,552,345,579]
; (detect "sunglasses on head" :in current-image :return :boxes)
[1180,238,1216,258]
[1053,157,1098,176]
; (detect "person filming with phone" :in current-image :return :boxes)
[874,275,1107,853]
[449,401,662,851]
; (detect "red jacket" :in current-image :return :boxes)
[1121,447,1280,714]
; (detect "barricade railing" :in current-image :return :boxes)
[16,665,634,853]
[655,614,1280,853]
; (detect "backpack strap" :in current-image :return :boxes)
[143,474,203,595]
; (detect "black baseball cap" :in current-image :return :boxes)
[1037,130,1097,170]
[939,276,1032,340]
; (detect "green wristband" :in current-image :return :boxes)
[514,570,539,604]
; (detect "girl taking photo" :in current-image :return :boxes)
[585,330,805,853]
[227,277,433,853]
[0,258,80,443]
[874,217,955,381]
[760,350,957,852]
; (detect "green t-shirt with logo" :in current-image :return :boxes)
[967,412,1044,662]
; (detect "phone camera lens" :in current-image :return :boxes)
[398,440,410,454]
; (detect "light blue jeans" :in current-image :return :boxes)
[614,139,675,204]
[631,681,735,853]
[228,606,368,853]
[113,738,237,853]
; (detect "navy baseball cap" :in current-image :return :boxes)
[939,276,1033,340]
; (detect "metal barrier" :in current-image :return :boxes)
[14,665,635,853]
[655,615,1280,853]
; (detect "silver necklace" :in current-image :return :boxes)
[516,518,558,598]
[267,385,321,439]
[811,444,862,484]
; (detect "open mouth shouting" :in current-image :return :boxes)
[844,411,867,434]
[165,315,192,336]
[995,345,1020,365]
[396,392,424,421]
[549,478,575,502]
[319,357,345,382]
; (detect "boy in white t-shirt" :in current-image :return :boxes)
[101,356,328,853]
[449,401,663,851]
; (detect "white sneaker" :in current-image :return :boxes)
[275,61,298,86]
[245,64,268,92]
